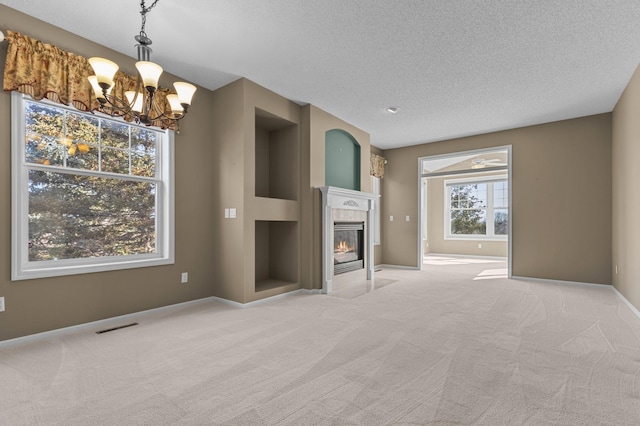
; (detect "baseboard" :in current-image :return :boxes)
[511,275,640,321]
[510,275,610,288]
[0,288,314,349]
[611,286,640,321]
[210,288,314,308]
[426,253,507,261]
[376,264,420,270]
[0,296,221,349]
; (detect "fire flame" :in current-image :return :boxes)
[335,240,355,254]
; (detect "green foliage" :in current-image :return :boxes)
[494,211,509,235]
[450,184,486,235]
[24,102,160,261]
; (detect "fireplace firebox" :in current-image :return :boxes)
[333,222,364,275]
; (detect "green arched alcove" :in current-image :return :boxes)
[325,129,361,190]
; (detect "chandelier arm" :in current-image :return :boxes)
[143,106,187,124]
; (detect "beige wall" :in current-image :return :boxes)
[383,114,612,285]
[426,172,508,257]
[211,78,302,303]
[0,5,218,341]
[612,63,640,310]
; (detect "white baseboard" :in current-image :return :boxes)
[611,286,640,320]
[376,264,420,271]
[510,275,610,288]
[426,253,507,261]
[512,275,640,321]
[210,288,314,308]
[0,288,314,349]
[0,296,220,349]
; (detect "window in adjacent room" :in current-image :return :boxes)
[444,176,508,240]
[11,93,174,280]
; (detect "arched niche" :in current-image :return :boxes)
[325,129,361,191]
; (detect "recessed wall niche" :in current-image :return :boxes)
[255,108,299,201]
[255,220,299,292]
[325,129,361,191]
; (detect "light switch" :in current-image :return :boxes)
[230,208,237,219]
[390,215,394,222]
[405,215,410,222]
[224,208,229,218]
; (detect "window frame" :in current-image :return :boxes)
[444,175,508,241]
[371,175,381,245]
[11,92,175,281]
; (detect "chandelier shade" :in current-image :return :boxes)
[135,61,163,90]
[173,82,197,106]
[88,57,119,89]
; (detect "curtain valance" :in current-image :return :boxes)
[3,30,177,130]
[370,152,386,178]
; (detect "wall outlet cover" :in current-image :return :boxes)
[0,297,5,312]
[181,272,188,283]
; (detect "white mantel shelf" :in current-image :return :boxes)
[318,186,378,293]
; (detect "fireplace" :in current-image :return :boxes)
[319,186,378,293]
[333,222,364,274]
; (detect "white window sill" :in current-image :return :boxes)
[444,236,508,242]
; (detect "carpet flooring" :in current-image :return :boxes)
[1,256,640,425]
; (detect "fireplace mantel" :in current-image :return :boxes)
[318,186,378,293]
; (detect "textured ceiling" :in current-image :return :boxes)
[1,0,640,149]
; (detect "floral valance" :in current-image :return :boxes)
[370,152,386,178]
[3,30,177,130]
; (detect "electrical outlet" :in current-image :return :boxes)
[405,215,410,222]
[390,215,394,222]
[478,243,482,249]
[181,272,188,283]
[0,297,5,313]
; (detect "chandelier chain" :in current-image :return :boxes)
[139,0,161,37]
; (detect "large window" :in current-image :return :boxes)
[445,176,508,240]
[12,93,174,280]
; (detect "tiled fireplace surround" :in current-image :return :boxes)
[319,186,378,293]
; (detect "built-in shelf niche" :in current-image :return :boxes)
[255,220,298,292]
[255,108,299,201]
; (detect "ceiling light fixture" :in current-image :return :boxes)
[88,0,196,127]
[386,106,399,114]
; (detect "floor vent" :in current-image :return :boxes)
[96,322,139,334]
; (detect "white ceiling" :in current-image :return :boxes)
[2,0,640,150]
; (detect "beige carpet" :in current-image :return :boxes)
[2,256,640,425]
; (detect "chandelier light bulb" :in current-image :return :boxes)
[88,76,111,100]
[88,57,119,88]
[173,82,197,106]
[135,61,163,90]
[166,94,184,116]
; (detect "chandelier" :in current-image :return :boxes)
[87,0,196,127]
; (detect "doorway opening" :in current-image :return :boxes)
[418,146,512,277]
